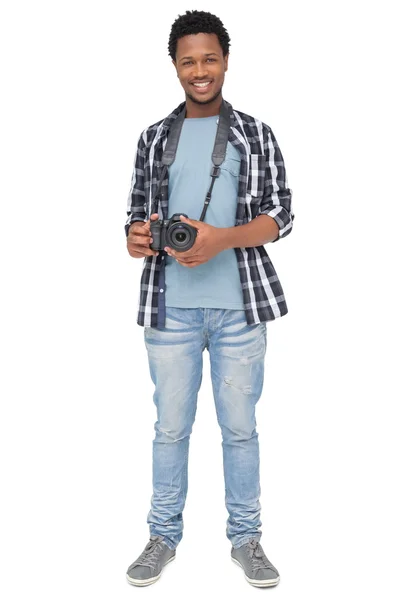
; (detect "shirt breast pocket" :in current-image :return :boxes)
[247,154,266,198]
[220,157,241,177]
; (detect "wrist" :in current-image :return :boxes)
[220,226,233,251]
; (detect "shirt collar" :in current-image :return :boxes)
[159,98,239,138]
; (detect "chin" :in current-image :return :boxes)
[186,87,222,106]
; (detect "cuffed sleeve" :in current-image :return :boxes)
[258,126,295,242]
[125,130,148,237]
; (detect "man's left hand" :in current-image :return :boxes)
[164,215,225,267]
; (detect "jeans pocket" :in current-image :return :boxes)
[165,307,190,326]
[144,325,152,338]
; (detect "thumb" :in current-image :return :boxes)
[144,213,158,229]
[180,214,201,229]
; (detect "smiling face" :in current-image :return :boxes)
[173,32,229,116]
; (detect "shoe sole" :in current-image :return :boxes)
[231,556,280,587]
[126,554,176,587]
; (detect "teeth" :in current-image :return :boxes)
[193,82,211,87]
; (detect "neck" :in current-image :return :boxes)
[185,94,223,118]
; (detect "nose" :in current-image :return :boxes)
[193,62,209,79]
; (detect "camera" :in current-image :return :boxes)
[149,213,197,252]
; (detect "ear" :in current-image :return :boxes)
[172,60,179,77]
[224,53,229,73]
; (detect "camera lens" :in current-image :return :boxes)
[175,232,187,243]
[166,222,197,252]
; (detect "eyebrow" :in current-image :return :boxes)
[179,53,219,62]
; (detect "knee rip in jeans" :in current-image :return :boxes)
[158,427,188,443]
[223,376,252,395]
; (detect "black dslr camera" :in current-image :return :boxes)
[149,213,197,252]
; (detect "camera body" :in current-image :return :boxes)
[149,213,197,252]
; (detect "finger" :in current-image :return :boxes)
[140,213,159,233]
[175,253,198,262]
[180,215,200,229]
[129,235,153,246]
[130,231,151,243]
[129,244,159,256]
[130,251,159,258]
[175,255,199,264]
[167,248,196,259]
[176,260,199,268]
[137,214,159,233]
[130,223,151,236]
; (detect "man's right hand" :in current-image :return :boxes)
[127,213,160,258]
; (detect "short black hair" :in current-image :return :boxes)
[168,10,231,62]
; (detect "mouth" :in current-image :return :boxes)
[190,80,213,93]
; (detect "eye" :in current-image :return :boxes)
[182,58,217,66]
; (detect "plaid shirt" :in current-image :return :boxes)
[125,99,294,328]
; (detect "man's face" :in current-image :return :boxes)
[173,33,229,105]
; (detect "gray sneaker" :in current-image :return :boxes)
[126,535,176,586]
[231,538,280,587]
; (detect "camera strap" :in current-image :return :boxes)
[151,98,231,222]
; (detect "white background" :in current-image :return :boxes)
[1,0,399,598]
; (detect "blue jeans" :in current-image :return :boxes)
[143,307,267,550]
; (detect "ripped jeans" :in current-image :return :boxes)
[143,307,267,550]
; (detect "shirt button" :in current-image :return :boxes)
[160,288,164,293]
[161,256,165,260]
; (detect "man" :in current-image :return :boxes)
[124,10,294,588]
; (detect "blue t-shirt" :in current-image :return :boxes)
[164,115,244,310]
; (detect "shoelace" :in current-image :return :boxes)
[246,539,277,573]
[134,536,165,570]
